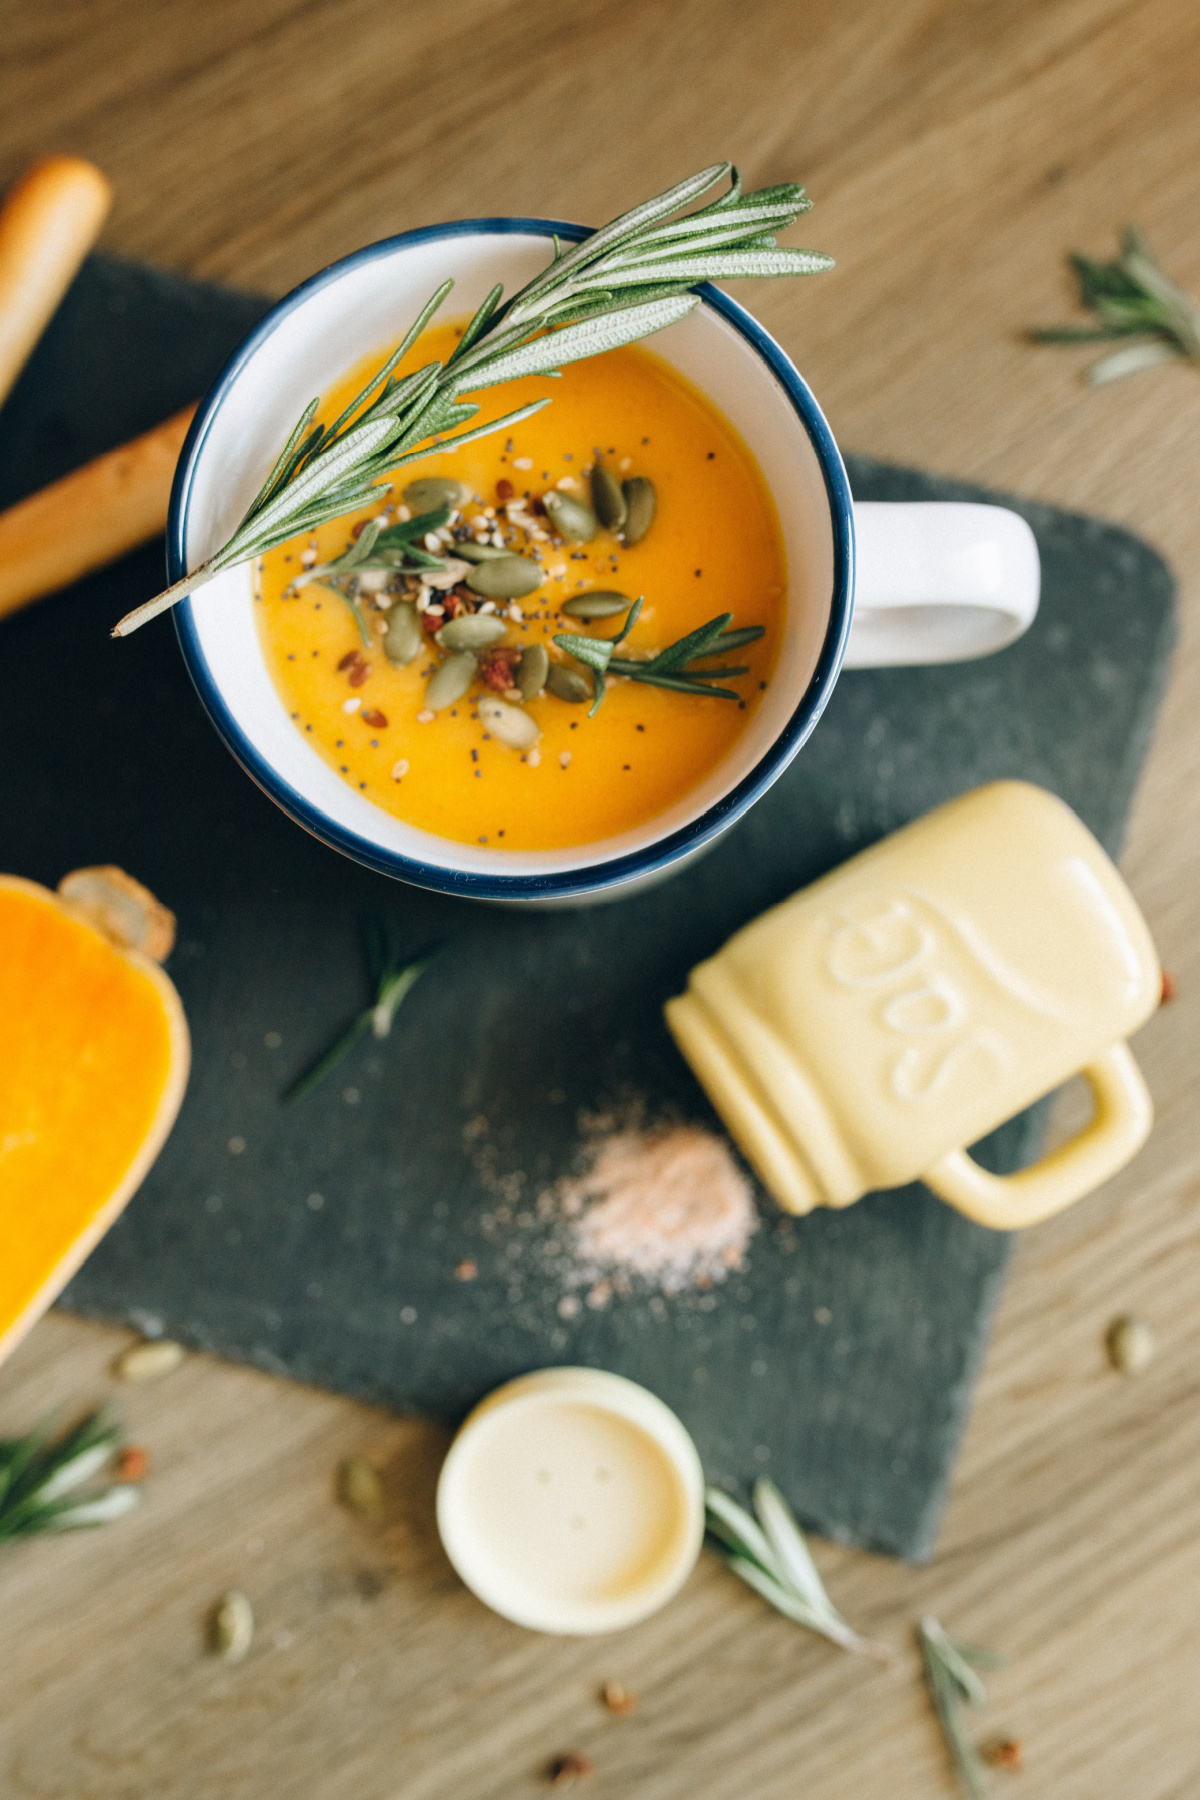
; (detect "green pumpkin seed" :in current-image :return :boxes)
[517,643,549,699]
[546,663,592,704]
[590,462,627,532]
[454,542,513,564]
[478,696,541,750]
[437,614,508,651]
[402,476,472,513]
[544,490,597,543]
[465,555,545,600]
[211,1590,254,1664]
[338,1455,385,1520]
[620,476,656,546]
[562,590,630,620]
[383,601,423,666]
[425,651,478,710]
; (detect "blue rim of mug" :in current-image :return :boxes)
[171,218,855,899]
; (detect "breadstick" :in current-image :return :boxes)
[0,405,196,620]
[0,156,113,408]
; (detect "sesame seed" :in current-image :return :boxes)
[343,697,361,714]
[559,751,572,769]
[392,759,409,780]
[417,710,435,723]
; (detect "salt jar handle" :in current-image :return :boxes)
[844,502,1041,669]
[919,1042,1153,1230]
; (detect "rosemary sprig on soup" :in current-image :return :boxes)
[256,328,790,851]
[112,162,830,637]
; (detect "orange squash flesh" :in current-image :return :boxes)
[0,876,190,1363]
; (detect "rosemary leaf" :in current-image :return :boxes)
[283,924,438,1106]
[704,1483,894,1662]
[0,1412,138,1546]
[113,163,831,637]
[1031,224,1200,384]
[918,1616,1007,1800]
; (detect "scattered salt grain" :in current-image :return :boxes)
[564,1126,757,1294]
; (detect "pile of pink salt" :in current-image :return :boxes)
[562,1124,757,1295]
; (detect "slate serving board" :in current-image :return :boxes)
[0,255,1176,1560]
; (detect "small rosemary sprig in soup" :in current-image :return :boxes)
[555,600,764,715]
[113,163,831,637]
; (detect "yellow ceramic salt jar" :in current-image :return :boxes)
[665,782,1160,1230]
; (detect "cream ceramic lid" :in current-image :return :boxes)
[436,1367,706,1636]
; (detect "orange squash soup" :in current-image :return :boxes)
[256,324,786,852]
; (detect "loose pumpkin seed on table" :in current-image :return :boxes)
[115,1338,185,1382]
[211,1590,255,1663]
[339,1454,386,1520]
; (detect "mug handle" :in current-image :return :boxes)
[920,1042,1153,1230]
[845,502,1041,669]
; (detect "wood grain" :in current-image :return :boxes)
[3,1,1200,1793]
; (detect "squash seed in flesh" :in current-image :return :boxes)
[562,590,630,620]
[518,643,549,699]
[437,614,508,651]
[383,601,423,666]
[478,697,540,750]
[465,555,545,600]
[590,461,627,532]
[544,490,597,543]
[546,663,592,704]
[402,476,472,513]
[425,651,478,710]
[620,476,656,546]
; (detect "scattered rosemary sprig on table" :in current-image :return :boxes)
[113,162,832,638]
[0,1411,139,1544]
[284,915,438,1106]
[1029,225,1200,384]
[704,1480,894,1661]
[918,1616,1007,1800]
[554,598,764,715]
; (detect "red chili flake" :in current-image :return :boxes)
[441,592,466,619]
[981,1738,1024,1772]
[601,1681,637,1715]
[496,477,514,501]
[361,708,388,728]
[338,650,363,672]
[348,661,372,688]
[1161,969,1176,1003]
[351,519,368,539]
[480,651,520,691]
[114,1446,149,1483]
[547,1754,593,1787]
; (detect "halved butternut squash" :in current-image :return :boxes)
[0,868,190,1363]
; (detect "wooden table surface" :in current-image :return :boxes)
[4,2,1200,1794]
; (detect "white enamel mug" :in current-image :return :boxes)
[171,218,1040,904]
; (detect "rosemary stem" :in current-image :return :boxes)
[111,558,218,638]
